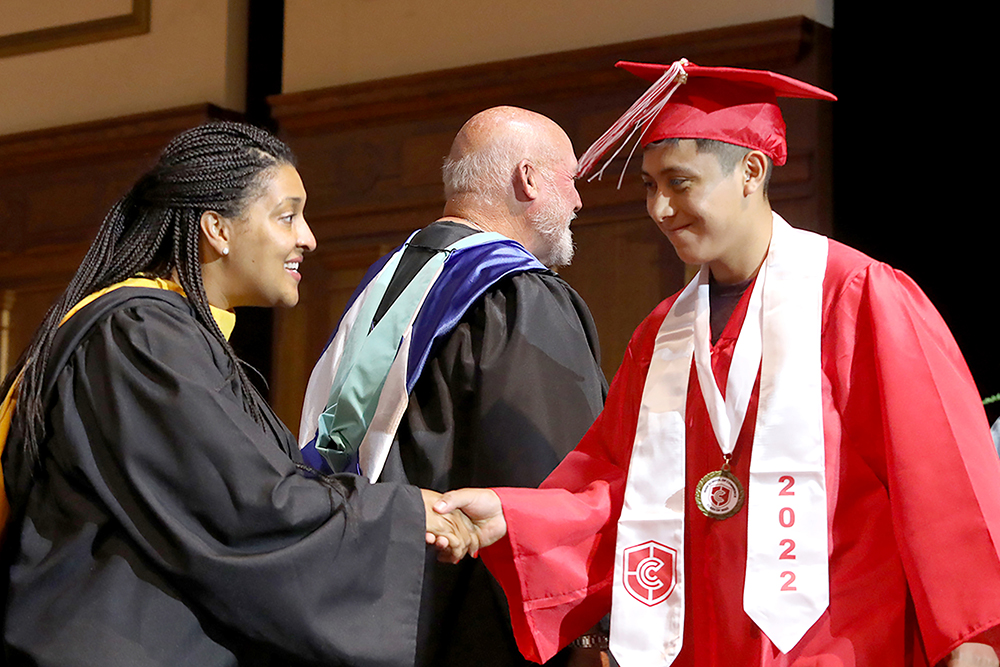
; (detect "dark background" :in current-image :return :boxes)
[832,7,997,422]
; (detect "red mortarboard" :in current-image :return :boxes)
[577,59,836,180]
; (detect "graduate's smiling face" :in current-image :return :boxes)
[641,139,762,282]
[204,163,316,309]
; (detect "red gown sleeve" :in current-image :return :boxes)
[830,259,1000,664]
[481,299,676,663]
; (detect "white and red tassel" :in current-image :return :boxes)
[576,59,689,186]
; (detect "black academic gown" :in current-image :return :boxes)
[377,222,609,667]
[1,288,426,666]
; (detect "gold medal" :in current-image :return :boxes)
[695,468,745,520]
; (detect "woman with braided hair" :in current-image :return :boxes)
[0,121,467,666]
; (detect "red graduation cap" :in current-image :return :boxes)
[577,59,836,180]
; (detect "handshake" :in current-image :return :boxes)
[420,488,509,563]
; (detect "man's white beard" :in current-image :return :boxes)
[529,189,575,269]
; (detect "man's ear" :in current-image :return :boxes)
[742,151,768,197]
[200,210,231,259]
[512,159,541,203]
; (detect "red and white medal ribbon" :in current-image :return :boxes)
[692,251,764,485]
[610,214,828,665]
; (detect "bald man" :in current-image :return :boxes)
[299,107,608,666]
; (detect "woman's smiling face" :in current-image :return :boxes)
[220,163,316,309]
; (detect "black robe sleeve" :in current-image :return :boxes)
[382,270,607,667]
[4,292,425,666]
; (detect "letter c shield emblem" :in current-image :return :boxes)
[623,541,676,606]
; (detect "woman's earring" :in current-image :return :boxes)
[222,247,229,256]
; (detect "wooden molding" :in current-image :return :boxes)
[0,103,241,173]
[0,0,151,59]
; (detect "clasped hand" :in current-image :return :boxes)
[420,488,507,563]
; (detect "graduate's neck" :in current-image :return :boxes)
[709,255,764,285]
[709,207,773,285]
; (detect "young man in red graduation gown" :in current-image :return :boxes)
[434,60,1000,667]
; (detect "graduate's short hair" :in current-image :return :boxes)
[646,137,773,195]
[3,121,295,474]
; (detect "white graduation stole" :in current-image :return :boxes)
[609,214,829,664]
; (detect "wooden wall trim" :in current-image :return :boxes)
[270,16,822,133]
[0,103,241,174]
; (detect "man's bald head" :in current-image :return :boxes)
[441,106,581,268]
[443,106,569,203]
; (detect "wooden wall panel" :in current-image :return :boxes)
[270,17,834,433]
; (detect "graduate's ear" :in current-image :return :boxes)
[742,151,768,197]
[512,159,541,203]
[200,210,232,260]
